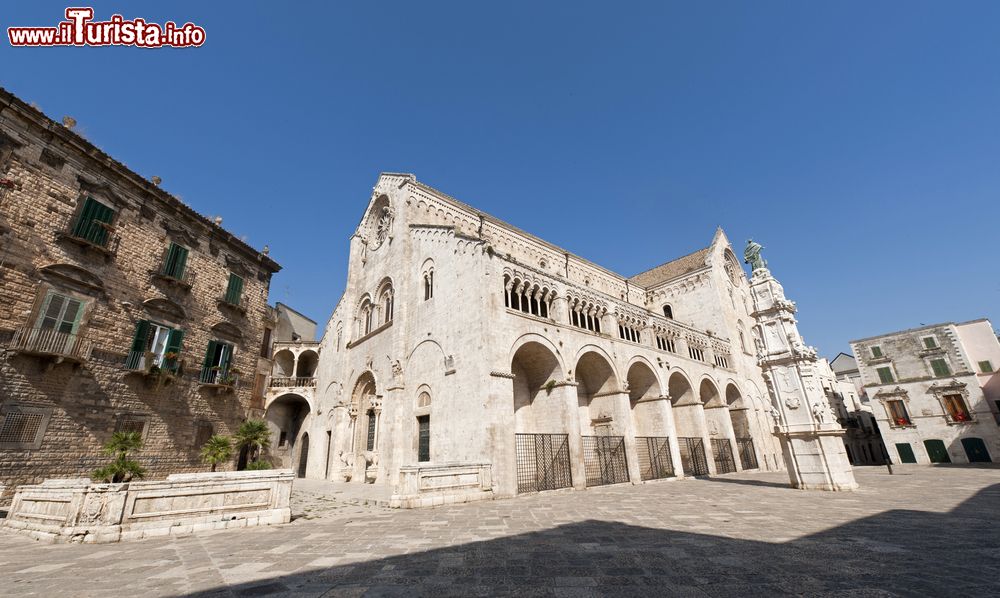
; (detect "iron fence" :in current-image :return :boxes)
[736,437,758,470]
[582,435,629,486]
[711,438,737,474]
[636,436,674,481]
[678,437,709,476]
[515,433,572,494]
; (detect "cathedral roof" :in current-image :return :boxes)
[626,247,711,288]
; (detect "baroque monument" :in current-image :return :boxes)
[746,241,858,491]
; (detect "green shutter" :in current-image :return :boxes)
[980,361,994,374]
[165,329,185,371]
[931,359,950,377]
[871,346,883,358]
[219,343,233,371]
[923,337,936,349]
[126,320,150,369]
[71,197,98,237]
[72,197,113,246]
[163,243,189,279]
[224,274,244,305]
[877,367,894,384]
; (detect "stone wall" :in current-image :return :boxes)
[0,88,280,501]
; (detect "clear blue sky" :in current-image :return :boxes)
[3,2,997,355]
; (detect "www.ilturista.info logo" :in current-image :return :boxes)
[8,7,205,48]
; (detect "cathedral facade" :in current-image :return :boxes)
[269,173,787,503]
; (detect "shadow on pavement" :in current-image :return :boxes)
[187,483,1000,597]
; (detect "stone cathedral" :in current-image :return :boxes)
[264,173,852,506]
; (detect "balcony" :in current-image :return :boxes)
[198,366,239,393]
[217,294,248,315]
[124,351,182,387]
[56,220,120,257]
[150,264,193,291]
[269,376,317,388]
[9,326,93,363]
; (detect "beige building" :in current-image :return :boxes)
[820,356,886,465]
[850,319,1000,464]
[0,87,280,499]
[269,173,793,503]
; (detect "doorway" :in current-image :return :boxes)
[961,437,991,463]
[923,439,951,464]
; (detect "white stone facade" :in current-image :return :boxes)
[850,319,1000,465]
[274,173,791,500]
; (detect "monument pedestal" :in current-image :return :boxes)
[777,424,858,491]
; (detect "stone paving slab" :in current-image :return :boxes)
[1,466,999,597]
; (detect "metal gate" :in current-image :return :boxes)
[515,433,572,494]
[711,438,737,474]
[678,437,709,476]
[636,436,674,481]
[736,437,758,470]
[582,435,629,486]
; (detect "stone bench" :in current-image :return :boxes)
[390,462,493,508]
[2,470,293,543]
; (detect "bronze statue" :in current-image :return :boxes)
[744,239,767,272]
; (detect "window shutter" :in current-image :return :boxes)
[126,320,150,369]
[931,359,950,377]
[72,197,98,237]
[219,343,233,371]
[34,292,58,329]
[202,340,218,370]
[166,329,185,355]
[225,274,244,304]
[164,243,189,279]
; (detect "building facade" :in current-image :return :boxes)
[850,319,1000,465]
[826,353,886,465]
[0,88,280,499]
[273,173,791,501]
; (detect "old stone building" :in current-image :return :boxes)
[826,353,886,465]
[272,172,793,503]
[0,88,280,500]
[851,319,1000,465]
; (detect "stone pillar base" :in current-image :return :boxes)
[779,426,858,492]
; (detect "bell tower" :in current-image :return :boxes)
[745,241,858,491]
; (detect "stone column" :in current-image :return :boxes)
[488,371,518,498]
[607,391,642,484]
[553,381,587,490]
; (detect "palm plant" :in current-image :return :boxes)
[200,434,234,472]
[92,431,146,483]
[234,419,271,468]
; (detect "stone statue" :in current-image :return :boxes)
[744,239,767,273]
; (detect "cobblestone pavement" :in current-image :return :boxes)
[1,466,999,597]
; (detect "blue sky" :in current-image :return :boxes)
[2,1,997,355]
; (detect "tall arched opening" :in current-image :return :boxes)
[669,371,710,476]
[726,383,759,470]
[701,379,737,473]
[511,341,572,493]
[264,392,311,472]
[628,361,674,480]
[575,351,629,486]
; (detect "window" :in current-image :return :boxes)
[125,320,183,371]
[381,288,394,324]
[662,305,673,319]
[200,340,234,384]
[417,391,431,408]
[278,430,288,447]
[689,346,705,362]
[0,404,52,449]
[424,270,434,301]
[942,394,971,422]
[618,322,640,343]
[366,410,377,451]
[161,242,189,280]
[655,335,676,353]
[714,354,730,368]
[115,414,147,437]
[922,336,938,349]
[568,298,600,333]
[358,298,374,337]
[71,196,115,247]
[503,275,550,318]
[871,346,883,358]
[930,358,951,378]
[979,360,993,374]
[36,291,84,337]
[886,400,911,426]
[876,366,894,384]
[224,273,244,306]
[260,327,272,358]
[739,331,747,354]
[417,415,430,462]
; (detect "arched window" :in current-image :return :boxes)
[424,270,434,300]
[662,304,673,319]
[381,289,394,324]
[358,298,374,337]
[366,409,377,451]
[503,274,550,318]
[417,391,431,408]
[739,331,747,354]
[568,298,601,333]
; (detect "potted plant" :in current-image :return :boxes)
[200,434,234,472]
[92,431,146,483]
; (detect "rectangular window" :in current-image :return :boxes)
[71,196,115,247]
[224,273,244,305]
[162,242,189,280]
[0,404,52,449]
[979,360,994,374]
[876,366,894,384]
[36,291,83,335]
[922,336,938,349]
[126,321,183,371]
[417,415,430,462]
[930,358,950,378]
[871,345,883,358]
[366,411,377,451]
[886,400,911,426]
[689,346,705,362]
[942,394,971,422]
[200,340,234,384]
[260,327,273,358]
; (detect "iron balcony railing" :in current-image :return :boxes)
[199,366,239,387]
[268,376,317,388]
[218,294,248,312]
[151,263,194,288]
[10,326,93,361]
[124,350,180,372]
[66,220,119,252]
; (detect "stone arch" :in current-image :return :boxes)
[296,349,319,378]
[571,344,618,382]
[508,333,566,378]
[626,359,661,404]
[511,340,565,435]
[297,432,310,478]
[627,360,664,437]
[264,392,311,471]
[375,277,394,324]
[699,378,724,408]
[726,382,752,438]
[273,349,295,377]
[725,381,744,408]
[667,370,696,405]
[575,350,621,435]
[407,338,448,371]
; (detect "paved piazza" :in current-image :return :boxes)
[1,467,998,597]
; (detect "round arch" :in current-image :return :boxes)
[699,377,723,408]
[273,349,295,377]
[507,333,567,378]
[574,350,620,398]
[626,359,661,404]
[667,370,696,405]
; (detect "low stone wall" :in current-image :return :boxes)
[390,462,493,508]
[2,470,293,543]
